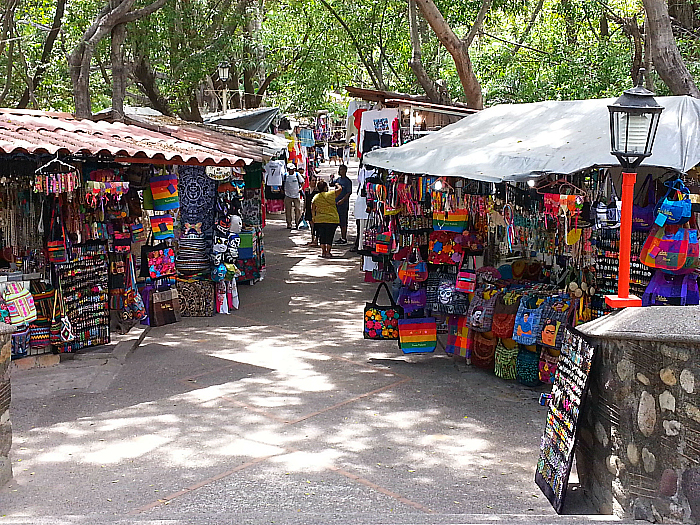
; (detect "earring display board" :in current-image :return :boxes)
[535,327,595,514]
[55,243,110,352]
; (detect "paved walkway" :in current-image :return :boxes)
[0,168,608,523]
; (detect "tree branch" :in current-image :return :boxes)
[117,0,168,25]
[464,0,493,47]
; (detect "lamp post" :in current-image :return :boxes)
[605,68,664,309]
[218,61,230,113]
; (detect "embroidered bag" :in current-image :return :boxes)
[494,339,519,380]
[537,296,574,350]
[363,282,403,340]
[50,282,74,344]
[428,230,464,265]
[4,282,37,325]
[374,232,392,255]
[445,315,471,358]
[398,317,437,354]
[140,234,176,279]
[362,210,383,254]
[516,346,542,387]
[512,297,543,346]
[122,254,146,321]
[539,349,559,384]
[47,204,69,264]
[426,270,470,315]
[29,318,51,349]
[471,332,497,370]
[11,326,30,357]
[491,293,520,339]
[466,289,499,332]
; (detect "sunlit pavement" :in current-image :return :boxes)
[0,166,619,523]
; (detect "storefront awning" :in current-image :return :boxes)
[0,109,254,167]
[363,96,700,182]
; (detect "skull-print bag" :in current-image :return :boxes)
[426,270,470,315]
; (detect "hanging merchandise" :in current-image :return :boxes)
[426,270,470,315]
[428,230,464,265]
[150,289,182,326]
[537,296,574,350]
[206,166,233,181]
[654,177,692,226]
[50,282,75,345]
[512,297,543,346]
[149,168,180,211]
[397,317,437,354]
[539,349,559,384]
[632,174,656,232]
[516,346,542,387]
[363,282,403,340]
[177,280,215,317]
[639,223,697,273]
[4,282,37,326]
[642,270,700,306]
[33,158,80,194]
[150,214,175,240]
[593,172,621,230]
[494,339,519,380]
[455,256,477,293]
[397,248,428,285]
[445,315,471,358]
[11,326,30,358]
[121,254,146,322]
[471,332,497,371]
[492,292,520,339]
[397,286,427,316]
[140,236,176,279]
[467,289,499,332]
[432,210,468,233]
[47,203,69,263]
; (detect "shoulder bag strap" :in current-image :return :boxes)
[372,282,397,307]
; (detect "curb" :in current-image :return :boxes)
[112,326,151,363]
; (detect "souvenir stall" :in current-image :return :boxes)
[358,166,700,387]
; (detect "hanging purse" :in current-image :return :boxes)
[491,292,520,339]
[140,234,176,279]
[516,346,542,387]
[397,286,427,314]
[455,255,477,293]
[47,203,69,264]
[539,349,560,384]
[432,210,468,233]
[593,172,621,230]
[471,332,497,371]
[445,314,471,358]
[397,247,428,285]
[654,178,692,226]
[494,339,519,380]
[426,270,470,315]
[642,270,700,306]
[428,230,464,265]
[466,288,499,332]
[363,282,403,340]
[632,174,656,232]
[537,296,574,350]
[122,254,146,321]
[512,296,543,346]
[4,282,37,325]
[50,282,75,344]
[150,214,175,240]
[640,224,691,273]
[397,317,437,354]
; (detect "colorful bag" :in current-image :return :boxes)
[467,289,499,332]
[593,172,621,230]
[539,349,559,384]
[374,232,393,255]
[11,326,30,357]
[428,231,464,265]
[494,339,519,380]
[642,270,700,306]
[640,224,690,273]
[122,255,146,321]
[426,270,470,315]
[491,294,520,339]
[398,317,437,354]
[537,296,573,350]
[471,332,497,370]
[150,169,179,211]
[445,315,471,358]
[47,204,69,264]
[632,174,656,232]
[362,211,383,254]
[455,255,476,293]
[516,346,542,387]
[150,215,175,240]
[50,283,74,344]
[364,282,403,340]
[655,178,692,226]
[512,297,543,346]
[432,210,468,233]
[112,231,132,253]
[177,280,216,317]
[397,286,427,314]
[397,248,428,284]
[140,235,176,279]
[29,318,51,349]
[4,282,37,325]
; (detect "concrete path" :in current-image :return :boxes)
[0,165,615,524]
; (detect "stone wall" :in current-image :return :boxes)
[0,324,12,486]
[577,307,700,522]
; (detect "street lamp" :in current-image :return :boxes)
[605,68,664,309]
[218,61,230,113]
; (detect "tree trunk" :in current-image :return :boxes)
[132,55,176,116]
[643,0,700,97]
[110,10,127,121]
[408,0,450,105]
[414,0,484,108]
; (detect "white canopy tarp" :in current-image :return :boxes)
[362,96,700,182]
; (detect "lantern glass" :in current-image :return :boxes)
[218,63,230,82]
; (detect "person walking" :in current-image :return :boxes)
[303,173,319,246]
[334,164,352,245]
[312,180,342,258]
[283,162,304,230]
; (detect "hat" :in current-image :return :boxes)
[287,162,296,170]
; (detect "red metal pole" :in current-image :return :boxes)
[606,171,642,308]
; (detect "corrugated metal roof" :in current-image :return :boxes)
[0,109,254,166]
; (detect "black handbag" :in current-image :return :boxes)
[363,282,404,340]
[139,234,175,279]
[426,270,470,315]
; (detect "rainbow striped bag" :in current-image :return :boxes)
[150,215,174,240]
[432,210,468,233]
[149,170,179,211]
[397,317,437,354]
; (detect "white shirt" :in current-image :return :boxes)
[264,160,285,186]
[283,171,304,199]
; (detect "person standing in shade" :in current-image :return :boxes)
[303,173,319,245]
[283,162,304,230]
[334,165,352,245]
[312,180,342,258]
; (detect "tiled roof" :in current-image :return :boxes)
[0,109,257,166]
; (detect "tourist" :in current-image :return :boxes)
[303,173,319,245]
[283,163,304,230]
[312,180,342,258]
[334,164,352,245]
